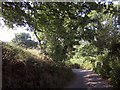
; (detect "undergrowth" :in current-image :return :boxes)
[2,43,73,88]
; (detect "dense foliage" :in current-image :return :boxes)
[1,2,111,61]
[1,1,120,88]
[12,32,38,48]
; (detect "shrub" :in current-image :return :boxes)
[110,65,120,88]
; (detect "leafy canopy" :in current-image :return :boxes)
[2,2,120,61]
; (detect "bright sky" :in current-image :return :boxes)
[0,17,38,42]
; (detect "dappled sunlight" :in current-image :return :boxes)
[85,81,108,88]
[1,1,120,88]
[72,69,89,73]
[23,48,53,63]
[83,70,112,88]
[84,73,99,78]
[79,70,92,73]
[84,77,102,82]
[65,69,113,88]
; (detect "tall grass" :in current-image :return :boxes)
[2,43,73,88]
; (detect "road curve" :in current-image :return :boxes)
[64,69,112,89]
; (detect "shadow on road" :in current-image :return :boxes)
[64,69,113,89]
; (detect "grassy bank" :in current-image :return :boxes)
[2,43,73,88]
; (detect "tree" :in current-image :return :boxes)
[2,2,119,61]
[1,2,105,60]
[12,32,38,48]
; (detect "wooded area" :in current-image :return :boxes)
[1,1,120,88]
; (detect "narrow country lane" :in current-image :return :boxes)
[64,69,113,89]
